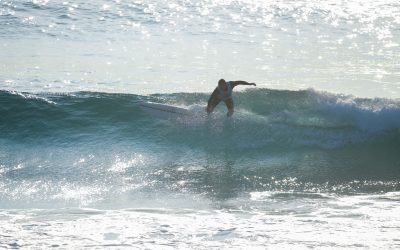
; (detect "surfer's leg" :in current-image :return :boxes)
[206,94,220,114]
[225,98,234,117]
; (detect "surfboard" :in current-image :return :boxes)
[139,102,195,120]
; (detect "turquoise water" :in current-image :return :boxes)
[1,0,400,249]
[1,89,400,248]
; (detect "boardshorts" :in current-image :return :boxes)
[206,89,234,116]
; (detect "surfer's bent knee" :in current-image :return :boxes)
[206,94,220,113]
[225,98,234,116]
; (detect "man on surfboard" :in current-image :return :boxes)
[206,79,256,117]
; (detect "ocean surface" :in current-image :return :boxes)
[1,0,400,249]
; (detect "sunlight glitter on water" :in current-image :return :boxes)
[0,0,399,97]
[1,191,399,249]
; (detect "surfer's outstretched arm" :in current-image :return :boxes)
[231,81,256,88]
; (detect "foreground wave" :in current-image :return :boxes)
[0,89,399,208]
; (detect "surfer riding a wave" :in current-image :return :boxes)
[206,79,256,117]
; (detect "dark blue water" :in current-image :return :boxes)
[1,89,399,209]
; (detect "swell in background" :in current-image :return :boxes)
[1,0,399,97]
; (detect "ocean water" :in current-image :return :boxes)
[1,0,400,249]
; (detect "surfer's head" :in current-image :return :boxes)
[218,79,227,90]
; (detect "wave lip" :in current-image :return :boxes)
[1,89,399,144]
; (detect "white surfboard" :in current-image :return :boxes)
[139,102,196,120]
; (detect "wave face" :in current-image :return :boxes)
[1,89,399,208]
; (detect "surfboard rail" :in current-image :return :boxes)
[139,102,195,119]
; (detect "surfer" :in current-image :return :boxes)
[206,79,256,117]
